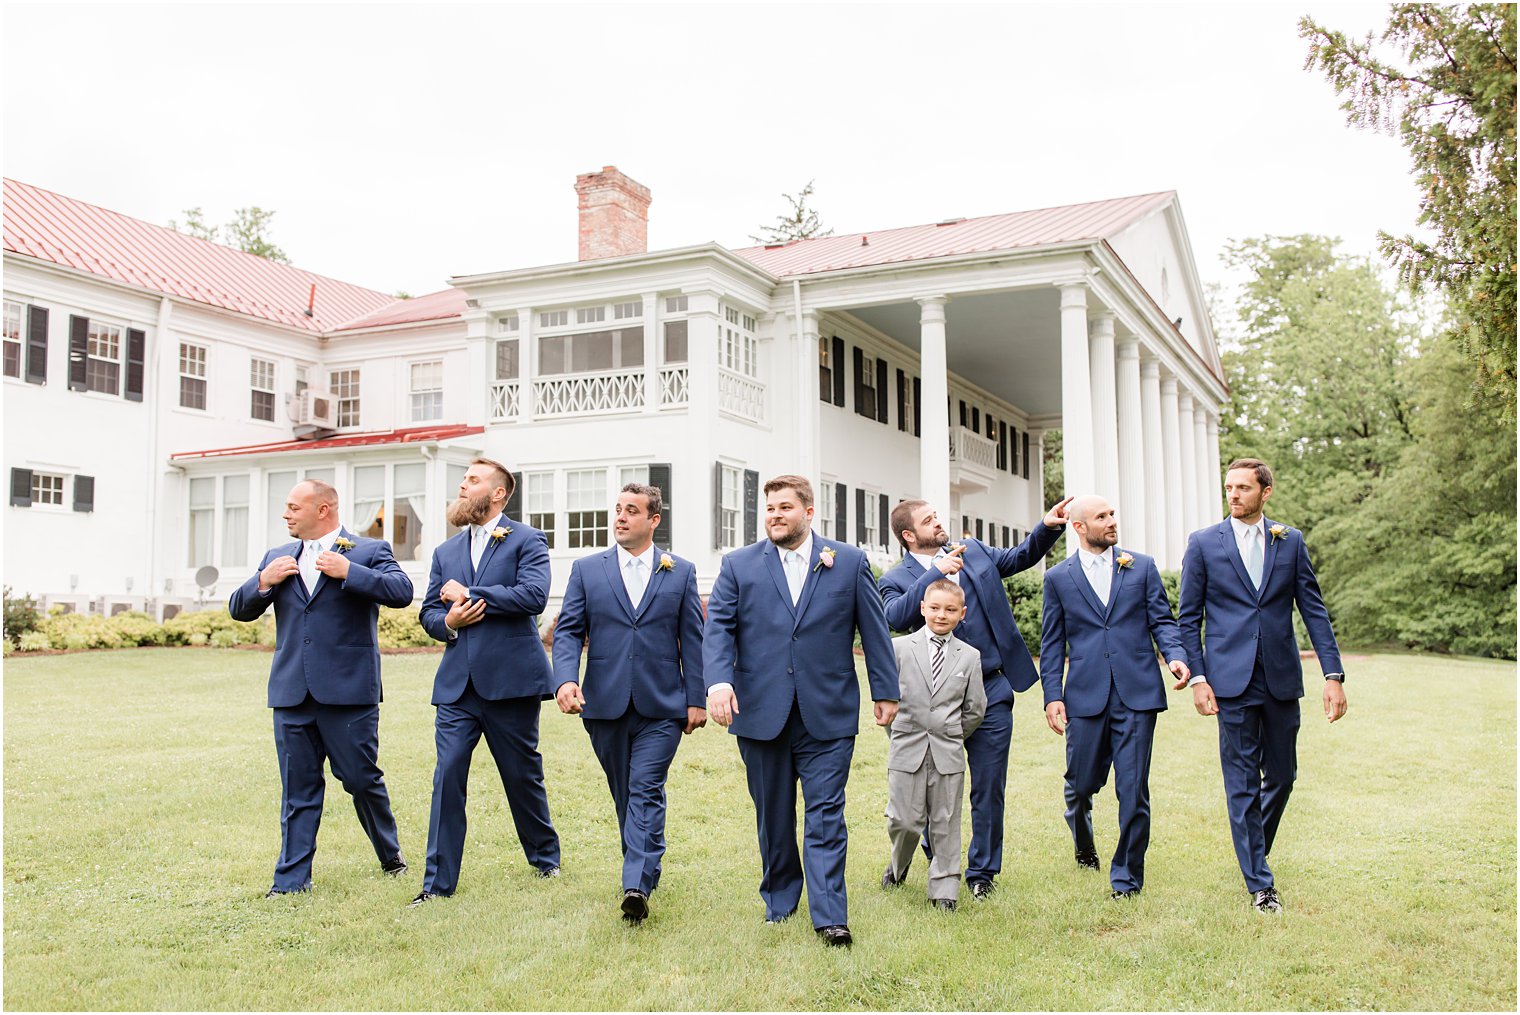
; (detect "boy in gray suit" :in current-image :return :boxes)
[881,579,987,909]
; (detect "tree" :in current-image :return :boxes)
[168,205,290,263]
[167,207,217,242]
[1301,4,1517,415]
[750,180,834,244]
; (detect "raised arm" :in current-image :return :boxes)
[468,531,550,617]
[340,541,414,608]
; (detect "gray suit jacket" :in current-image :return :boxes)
[887,627,987,775]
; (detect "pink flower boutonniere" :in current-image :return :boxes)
[657,553,676,572]
[333,537,356,552]
[490,526,511,542]
[1269,524,1289,544]
[814,548,836,572]
[1115,552,1134,570]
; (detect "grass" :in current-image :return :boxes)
[3,649,1515,1011]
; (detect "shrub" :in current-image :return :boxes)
[377,607,432,649]
[3,586,40,648]
[17,631,51,652]
[162,609,266,647]
[209,629,240,648]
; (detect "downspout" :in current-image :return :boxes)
[146,296,173,611]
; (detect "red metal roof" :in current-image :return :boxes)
[329,287,466,331]
[3,178,397,332]
[733,191,1175,277]
[170,424,484,461]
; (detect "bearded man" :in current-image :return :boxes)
[410,458,560,907]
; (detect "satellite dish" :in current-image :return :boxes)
[194,565,220,590]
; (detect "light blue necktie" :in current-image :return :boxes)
[785,551,805,605]
[1246,527,1263,590]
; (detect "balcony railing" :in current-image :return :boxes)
[718,369,765,422]
[534,368,644,417]
[659,366,688,408]
[948,425,997,470]
[488,380,520,422]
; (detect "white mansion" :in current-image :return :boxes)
[2,169,1226,619]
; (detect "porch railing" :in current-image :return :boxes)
[948,425,997,470]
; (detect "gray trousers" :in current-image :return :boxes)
[886,763,966,901]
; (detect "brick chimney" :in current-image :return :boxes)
[575,166,652,260]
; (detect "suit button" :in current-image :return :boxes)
[304,638,311,645]
[788,667,794,674]
[1104,652,1109,658]
[792,635,798,641]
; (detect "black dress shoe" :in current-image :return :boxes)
[621,889,649,921]
[1110,888,1140,900]
[408,890,442,908]
[881,864,904,890]
[264,884,310,899]
[381,854,408,877]
[1076,849,1101,871]
[534,864,561,879]
[817,924,852,947]
[968,879,994,901]
[1252,887,1282,913]
[932,899,957,912]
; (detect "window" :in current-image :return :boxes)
[663,320,687,363]
[392,462,426,561]
[3,300,20,378]
[665,295,688,313]
[576,306,606,325]
[818,479,835,538]
[86,320,123,395]
[860,353,878,418]
[266,470,296,545]
[410,360,443,422]
[526,471,556,548]
[719,464,741,549]
[295,365,310,396]
[566,469,608,549]
[31,472,64,506]
[179,343,207,409]
[819,337,831,402]
[540,310,568,328]
[539,327,644,375]
[903,375,916,433]
[222,475,249,567]
[188,477,215,568]
[720,308,756,377]
[862,491,879,548]
[330,369,360,427]
[496,339,519,379]
[498,313,519,333]
[618,465,649,487]
[250,358,276,421]
[352,465,385,539]
[613,301,641,320]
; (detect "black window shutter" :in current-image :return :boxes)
[648,462,672,552]
[958,400,967,428]
[975,518,984,540]
[831,337,845,406]
[25,306,48,385]
[125,328,146,402]
[10,468,33,507]
[1023,432,1031,479]
[855,488,867,544]
[852,345,866,418]
[998,420,1008,470]
[834,482,846,538]
[1002,525,1011,546]
[68,315,89,391]
[962,515,970,539]
[896,369,906,433]
[1011,426,1020,474]
[971,406,980,433]
[506,471,523,519]
[712,461,724,550]
[913,377,921,436]
[875,358,888,424]
[879,493,889,548]
[743,469,759,544]
[72,475,95,513]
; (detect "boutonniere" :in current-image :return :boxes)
[333,537,356,552]
[657,553,675,572]
[1269,524,1289,544]
[814,548,836,572]
[1115,552,1134,570]
[490,526,511,542]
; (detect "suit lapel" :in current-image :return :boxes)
[791,536,825,630]
[1104,551,1128,619]
[285,540,310,602]
[473,521,506,583]
[1256,518,1280,601]
[308,527,351,603]
[763,542,797,619]
[634,548,667,619]
[600,550,637,622]
[1217,521,1256,597]
[1065,556,1107,621]
[908,627,935,702]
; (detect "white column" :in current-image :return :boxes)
[918,296,951,518]
[1177,388,1199,545]
[1140,356,1167,564]
[1159,375,1183,569]
[519,306,537,423]
[1193,403,1211,530]
[641,292,660,415]
[1115,337,1146,554]
[462,309,491,427]
[1205,414,1222,524]
[1088,311,1119,503]
[1059,282,1094,495]
[796,309,821,484]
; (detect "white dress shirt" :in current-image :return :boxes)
[616,542,656,608]
[1077,545,1114,606]
[1230,516,1266,582]
[300,525,342,595]
[911,546,961,585]
[469,512,505,572]
[709,534,814,701]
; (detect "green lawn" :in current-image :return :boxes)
[3,649,1515,1011]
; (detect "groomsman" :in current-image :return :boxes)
[553,483,706,924]
[705,475,899,947]
[1039,495,1189,899]
[878,496,1070,900]
[1179,458,1347,914]
[228,479,414,897]
[412,459,560,906]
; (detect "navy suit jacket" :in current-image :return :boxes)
[1178,518,1344,700]
[228,529,414,708]
[877,525,1063,695]
[550,547,705,721]
[703,534,899,742]
[1039,549,1184,717]
[420,519,553,705]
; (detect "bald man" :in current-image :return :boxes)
[229,479,415,898]
[1038,495,1188,899]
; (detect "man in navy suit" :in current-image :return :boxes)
[411,458,560,906]
[704,475,899,947]
[1039,495,1189,899]
[878,496,1070,900]
[1179,458,1347,914]
[553,482,706,924]
[229,478,414,897]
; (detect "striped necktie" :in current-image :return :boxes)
[930,635,947,693]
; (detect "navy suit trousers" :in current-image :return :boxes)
[963,695,1013,884]
[583,709,685,895]
[736,702,855,928]
[1215,661,1299,892]
[422,685,560,895]
[1063,681,1159,893]
[270,697,400,892]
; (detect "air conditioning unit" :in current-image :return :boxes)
[290,389,338,435]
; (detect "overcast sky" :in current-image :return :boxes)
[5,2,1418,306]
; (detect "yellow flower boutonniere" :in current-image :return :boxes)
[1115,552,1134,570]
[814,548,836,572]
[333,537,356,552]
[658,553,676,572]
[491,526,511,542]
[1269,524,1289,544]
